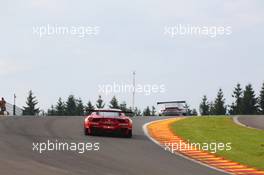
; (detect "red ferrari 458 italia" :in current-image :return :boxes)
[84,109,132,138]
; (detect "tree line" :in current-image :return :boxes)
[22,91,157,116]
[199,83,264,115]
[22,82,264,116]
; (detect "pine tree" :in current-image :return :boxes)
[242,84,258,114]
[259,82,264,114]
[76,98,84,116]
[191,109,198,116]
[213,89,226,115]
[23,90,40,115]
[120,101,127,112]
[96,95,105,109]
[229,83,243,115]
[199,95,210,115]
[85,101,94,115]
[151,106,156,116]
[143,106,151,116]
[209,101,214,115]
[184,103,192,116]
[55,97,65,116]
[134,107,141,116]
[126,107,134,117]
[65,95,77,116]
[47,105,56,116]
[229,102,236,115]
[109,96,119,109]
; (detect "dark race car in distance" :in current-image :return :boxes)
[84,109,132,138]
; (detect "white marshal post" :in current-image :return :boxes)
[13,93,16,116]
[132,71,136,113]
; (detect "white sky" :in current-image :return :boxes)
[1,0,264,111]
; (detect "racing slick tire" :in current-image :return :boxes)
[84,128,92,136]
[125,130,132,138]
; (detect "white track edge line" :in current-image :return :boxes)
[232,116,261,130]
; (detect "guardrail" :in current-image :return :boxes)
[5,102,23,116]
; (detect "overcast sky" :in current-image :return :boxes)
[1,0,264,111]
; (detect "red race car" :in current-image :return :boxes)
[84,109,132,138]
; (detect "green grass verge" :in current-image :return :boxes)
[170,116,264,170]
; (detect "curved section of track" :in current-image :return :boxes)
[0,116,226,175]
[236,115,264,130]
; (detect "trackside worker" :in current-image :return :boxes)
[0,97,6,114]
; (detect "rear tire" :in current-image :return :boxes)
[125,130,132,138]
[84,128,92,136]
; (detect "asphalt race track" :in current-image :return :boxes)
[0,116,227,175]
[237,115,264,130]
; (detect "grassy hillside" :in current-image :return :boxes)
[170,116,264,170]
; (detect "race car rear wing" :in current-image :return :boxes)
[92,109,133,114]
[157,101,186,105]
